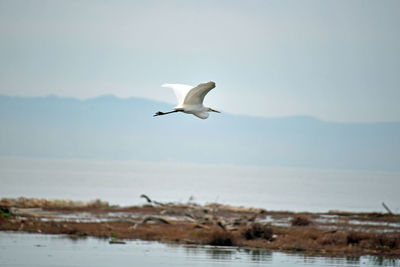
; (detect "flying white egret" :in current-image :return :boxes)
[153,81,220,119]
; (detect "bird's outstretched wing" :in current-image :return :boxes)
[183,81,216,106]
[162,83,194,107]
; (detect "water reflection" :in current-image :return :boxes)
[62,234,89,242]
[0,232,399,267]
[242,248,272,262]
[204,248,235,261]
[185,246,237,262]
[345,256,361,265]
[370,256,399,266]
[184,245,400,267]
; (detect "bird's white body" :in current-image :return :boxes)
[159,81,219,119]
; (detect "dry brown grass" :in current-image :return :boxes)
[208,229,235,246]
[346,231,368,245]
[371,233,400,250]
[291,215,312,226]
[317,232,347,246]
[0,197,109,209]
[242,223,273,241]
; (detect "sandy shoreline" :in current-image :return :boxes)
[1,197,399,258]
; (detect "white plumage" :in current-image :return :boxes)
[154,81,220,119]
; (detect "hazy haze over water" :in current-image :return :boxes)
[1,158,399,213]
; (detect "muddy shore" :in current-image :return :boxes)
[1,197,399,258]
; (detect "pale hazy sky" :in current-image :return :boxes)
[0,0,399,122]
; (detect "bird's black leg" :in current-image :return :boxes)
[153,110,179,117]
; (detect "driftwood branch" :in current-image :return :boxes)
[141,216,171,224]
[140,194,152,203]
[382,202,393,215]
[140,194,166,206]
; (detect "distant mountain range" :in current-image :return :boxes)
[0,94,399,171]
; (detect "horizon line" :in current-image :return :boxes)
[1,93,399,124]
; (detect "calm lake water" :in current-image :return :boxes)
[0,158,399,212]
[0,232,398,267]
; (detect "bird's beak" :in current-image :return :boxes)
[210,108,220,113]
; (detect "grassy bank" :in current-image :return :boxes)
[1,197,399,258]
